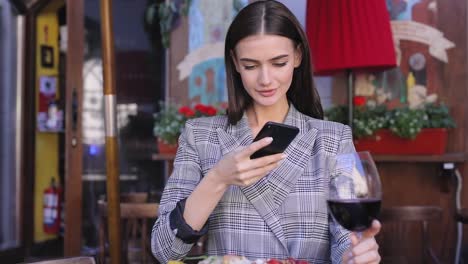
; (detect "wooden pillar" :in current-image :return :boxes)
[99,0,122,263]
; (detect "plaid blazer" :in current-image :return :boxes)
[152,105,353,263]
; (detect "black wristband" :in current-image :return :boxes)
[169,198,209,244]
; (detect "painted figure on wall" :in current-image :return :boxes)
[357,0,453,109]
[178,0,248,106]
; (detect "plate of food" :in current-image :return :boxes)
[169,255,310,264]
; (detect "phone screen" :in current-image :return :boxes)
[250,121,299,159]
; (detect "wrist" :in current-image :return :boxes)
[205,167,229,193]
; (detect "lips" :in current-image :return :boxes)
[257,89,276,97]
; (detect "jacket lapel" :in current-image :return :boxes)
[267,107,318,206]
[241,177,288,251]
[216,113,252,156]
[216,113,289,252]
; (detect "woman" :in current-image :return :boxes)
[152,1,381,263]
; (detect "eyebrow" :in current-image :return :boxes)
[239,54,289,63]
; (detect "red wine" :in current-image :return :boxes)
[327,198,381,232]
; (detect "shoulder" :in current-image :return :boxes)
[290,105,351,139]
[312,119,350,137]
[302,115,354,154]
[183,115,228,140]
[306,117,355,155]
[299,113,351,139]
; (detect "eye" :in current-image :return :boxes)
[243,65,257,70]
[273,62,287,67]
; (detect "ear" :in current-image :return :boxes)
[294,44,303,68]
[230,50,240,73]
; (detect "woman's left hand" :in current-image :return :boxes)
[342,220,381,264]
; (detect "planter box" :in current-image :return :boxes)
[157,139,178,155]
[354,128,448,155]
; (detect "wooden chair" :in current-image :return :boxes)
[98,193,159,264]
[120,192,150,248]
[377,206,442,264]
[28,257,96,264]
[120,192,149,203]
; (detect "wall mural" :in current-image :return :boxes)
[177,0,247,106]
[355,0,455,109]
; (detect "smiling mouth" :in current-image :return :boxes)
[257,89,276,97]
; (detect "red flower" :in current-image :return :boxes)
[182,104,220,117]
[205,106,217,116]
[194,104,208,114]
[353,96,367,107]
[178,106,195,117]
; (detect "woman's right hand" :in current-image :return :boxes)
[181,137,285,232]
[208,137,287,188]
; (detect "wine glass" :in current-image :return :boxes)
[327,151,382,232]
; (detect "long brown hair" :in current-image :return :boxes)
[225,0,324,125]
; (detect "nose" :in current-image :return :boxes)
[258,66,272,86]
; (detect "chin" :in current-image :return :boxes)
[254,97,281,107]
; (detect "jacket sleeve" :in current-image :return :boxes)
[329,124,353,264]
[151,121,203,263]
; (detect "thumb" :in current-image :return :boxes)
[362,219,382,239]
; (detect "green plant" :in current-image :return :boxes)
[325,103,456,139]
[424,103,456,129]
[153,102,223,145]
[145,0,191,48]
[387,107,426,139]
[153,101,186,145]
[324,105,347,125]
[353,105,388,138]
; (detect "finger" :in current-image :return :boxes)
[362,219,382,239]
[249,153,286,168]
[243,161,280,181]
[244,137,273,155]
[235,153,284,175]
[237,162,279,186]
[350,249,381,264]
[350,237,378,257]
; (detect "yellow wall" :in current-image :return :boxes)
[34,0,64,243]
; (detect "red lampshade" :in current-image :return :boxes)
[306,0,397,75]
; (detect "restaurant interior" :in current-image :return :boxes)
[0,0,468,263]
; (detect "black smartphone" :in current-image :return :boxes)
[250,121,300,159]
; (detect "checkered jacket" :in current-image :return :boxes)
[151,105,353,263]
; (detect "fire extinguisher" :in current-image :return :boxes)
[43,178,62,234]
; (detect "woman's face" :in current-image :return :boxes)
[232,34,302,108]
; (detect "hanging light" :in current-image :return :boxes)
[306,0,397,126]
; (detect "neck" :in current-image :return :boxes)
[247,99,289,129]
